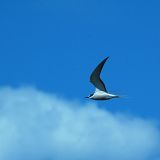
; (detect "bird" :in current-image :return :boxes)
[85,57,120,100]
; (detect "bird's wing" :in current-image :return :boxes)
[90,57,109,92]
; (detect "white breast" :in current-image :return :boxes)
[91,91,110,100]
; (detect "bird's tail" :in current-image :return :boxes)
[110,91,129,99]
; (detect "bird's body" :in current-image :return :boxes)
[89,90,119,100]
[86,57,120,100]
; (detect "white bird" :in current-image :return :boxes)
[86,57,120,100]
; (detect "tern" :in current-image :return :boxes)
[86,57,120,100]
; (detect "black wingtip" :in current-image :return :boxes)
[105,56,109,61]
[100,56,109,64]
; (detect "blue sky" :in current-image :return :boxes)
[0,1,160,159]
[0,0,160,118]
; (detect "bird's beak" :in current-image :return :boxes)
[85,96,89,98]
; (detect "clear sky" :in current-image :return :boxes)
[0,0,160,119]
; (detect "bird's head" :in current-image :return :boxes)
[85,93,94,99]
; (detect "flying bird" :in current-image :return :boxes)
[86,57,120,100]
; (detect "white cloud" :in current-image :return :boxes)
[0,86,159,160]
